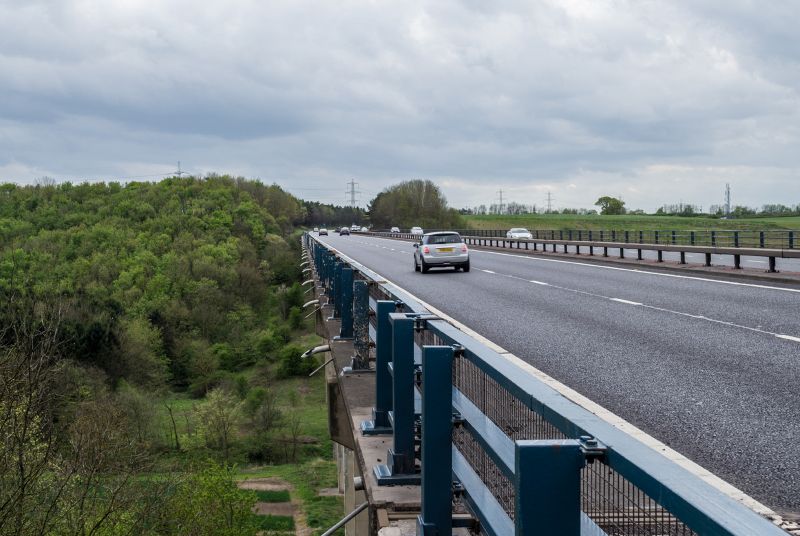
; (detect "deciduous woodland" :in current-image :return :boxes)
[0,176,345,535]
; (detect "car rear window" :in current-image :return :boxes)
[424,233,461,245]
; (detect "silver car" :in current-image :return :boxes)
[413,232,470,273]
[506,227,533,239]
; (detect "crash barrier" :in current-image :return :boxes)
[363,230,800,272]
[304,232,785,536]
[374,229,798,249]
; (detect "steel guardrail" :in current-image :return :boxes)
[359,230,800,272]
[303,232,787,536]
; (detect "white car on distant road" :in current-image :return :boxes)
[390,226,400,233]
[410,226,424,235]
[360,226,369,232]
[506,227,533,239]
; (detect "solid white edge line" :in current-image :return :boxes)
[776,334,800,343]
[323,237,778,519]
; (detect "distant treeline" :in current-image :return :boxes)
[461,202,800,218]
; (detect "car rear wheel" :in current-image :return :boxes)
[420,258,429,273]
[414,256,420,272]
[462,261,470,272]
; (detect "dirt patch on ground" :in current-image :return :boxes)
[238,477,312,536]
[317,487,341,497]
[238,477,290,492]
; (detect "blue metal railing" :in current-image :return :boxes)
[305,233,785,536]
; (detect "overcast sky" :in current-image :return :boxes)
[1,1,798,211]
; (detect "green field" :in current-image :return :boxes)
[463,214,800,231]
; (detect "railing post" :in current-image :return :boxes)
[514,440,584,536]
[768,257,778,273]
[790,231,795,249]
[416,346,454,536]
[734,231,740,248]
[690,231,696,245]
[759,231,765,248]
[337,267,354,339]
[624,230,629,243]
[671,230,676,245]
[374,313,420,484]
[654,230,659,244]
[611,230,616,241]
[362,301,395,435]
[329,260,343,319]
[639,230,644,244]
[350,280,371,369]
[711,231,716,247]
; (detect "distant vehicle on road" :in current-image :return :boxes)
[410,226,424,235]
[350,224,360,231]
[340,227,351,235]
[319,228,328,235]
[506,228,533,239]
[313,227,319,233]
[390,226,400,233]
[413,232,469,273]
[360,226,369,232]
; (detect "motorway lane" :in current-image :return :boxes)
[318,233,800,514]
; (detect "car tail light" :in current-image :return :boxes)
[422,246,430,254]
[461,245,468,252]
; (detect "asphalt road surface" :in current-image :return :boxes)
[318,232,800,515]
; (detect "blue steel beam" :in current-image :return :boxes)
[337,266,354,339]
[515,440,584,535]
[361,300,394,435]
[417,346,454,536]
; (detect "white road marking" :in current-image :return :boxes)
[529,280,549,286]
[610,298,643,306]
[776,334,800,343]
[477,249,800,294]
[481,269,496,274]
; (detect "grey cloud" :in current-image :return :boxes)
[0,1,798,211]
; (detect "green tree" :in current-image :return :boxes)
[368,179,464,229]
[196,389,242,462]
[594,196,626,215]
